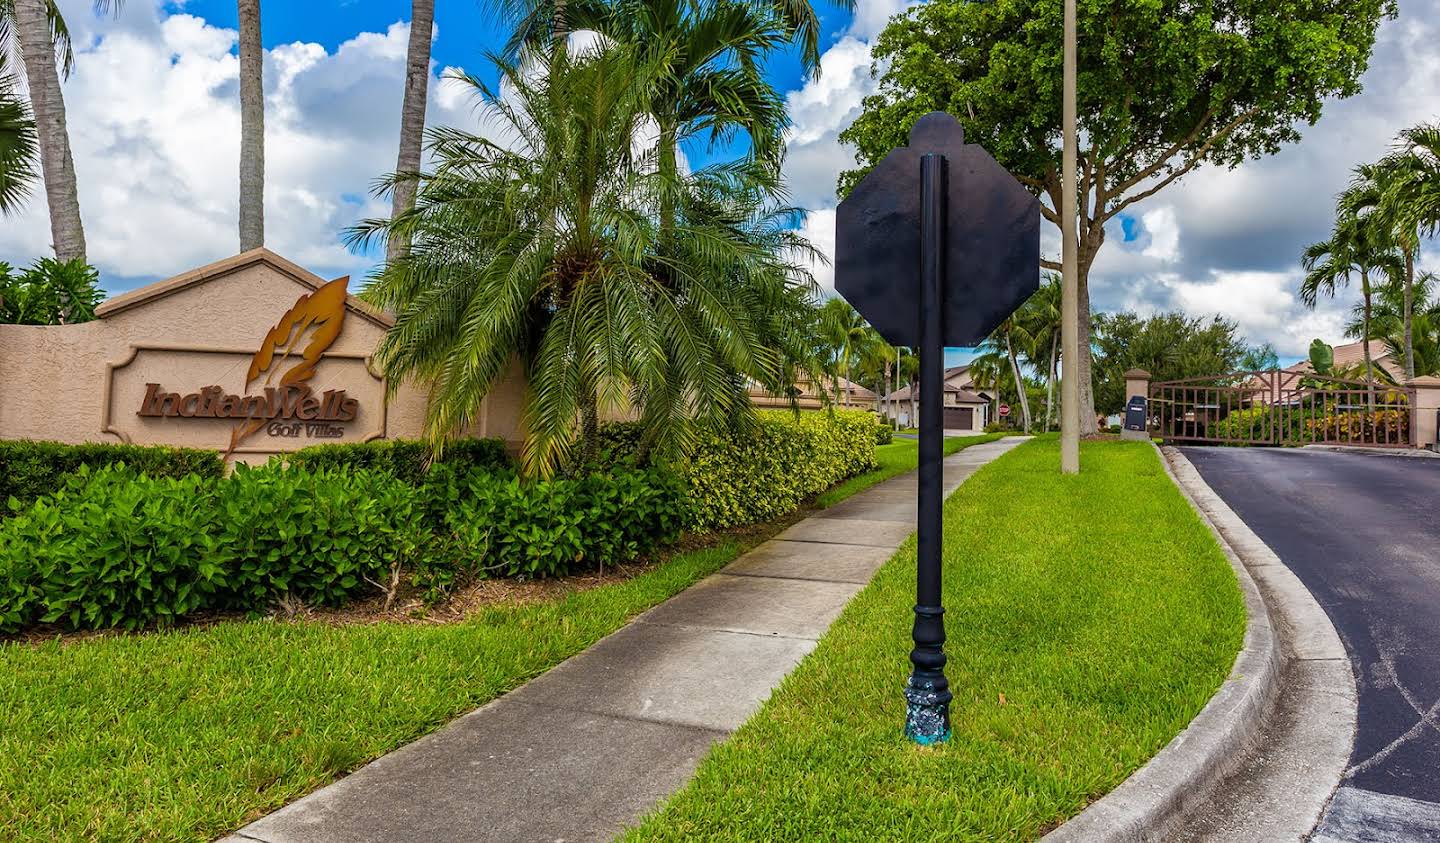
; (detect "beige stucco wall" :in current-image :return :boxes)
[0,250,527,463]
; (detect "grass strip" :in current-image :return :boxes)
[815,434,1002,508]
[0,540,751,842]
[624,438,1246,842]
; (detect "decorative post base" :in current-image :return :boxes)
[903,673,952,745]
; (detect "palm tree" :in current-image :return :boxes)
[350,47,817,475]
[1371,124,1440,381]
[818,297,877,406]
[0,54,38,216]
[1301,195,1402,387]
[6,0,122,261]
[387,0,435,262]
[1016,273,1061,430]
[1344,271,1440,378]
[526,0,790,258]
[238,0,264,250]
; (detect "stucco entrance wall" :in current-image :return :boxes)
[0,249,525,463]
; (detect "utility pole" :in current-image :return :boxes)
[1060,0,1081,475]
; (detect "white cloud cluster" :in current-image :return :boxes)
[0,1,481,288]
[5,0,1439,360]
[788,0,1440,357]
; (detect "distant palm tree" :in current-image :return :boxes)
[350,48,818,474]
[0,54,38,216]
[387,0,435,262]
[1370,124,1440,381]
[818,297,877,406]
[6,0,122,261]
[1016,273,1061,430]
[1345,271,1440,378]
[238,0,264,250]
[1302,195,1402,386]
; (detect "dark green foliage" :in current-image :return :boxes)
[286,437,512,485]
[0,258,105,324]
[422,463,689,582]
[213,466,429,609]
[1092,312,1248,416]
[0,456,687,632]
[0,439,224,512]
[0,466,223,632]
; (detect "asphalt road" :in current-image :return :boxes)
[1181,447,1440,810]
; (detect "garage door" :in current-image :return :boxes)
[943,407,973,430]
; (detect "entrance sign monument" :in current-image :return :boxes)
[835,112,1040,744]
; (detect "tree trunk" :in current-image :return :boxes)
[1361,269,1374,385]
[1006,331,1032,434]
[386,0,435,263]
[579,388,599,468]
[13,0,86,262]
[1045,333,1058,432]
[238,0,265,251]
[1403,247,1416,381]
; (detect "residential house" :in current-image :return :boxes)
[748,375,878,412]
[884,364,992,433]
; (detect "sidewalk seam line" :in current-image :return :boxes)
[503,698,732,738]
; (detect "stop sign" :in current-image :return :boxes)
[999,404,1011,418]
[834,112,1040,347]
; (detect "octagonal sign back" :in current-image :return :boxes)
[835,112,1041,347]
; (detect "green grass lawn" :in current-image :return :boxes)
[0,541,752,842]
[624,438,1246,842]
[815,434,1002,508]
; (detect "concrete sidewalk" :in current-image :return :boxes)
[225,436,1029,843]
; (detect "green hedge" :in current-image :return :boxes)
[0,440,223,512]
[0,459,686,633]
[682,410,877,530]
[421,464,689,583]
[286,437,512,484]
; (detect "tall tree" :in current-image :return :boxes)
[0,53,38,215]
[1016,273,1062,431]
[818,297,876,406]
[237,0,264,251]
[387,0,435,263]
[1371,124,1440,381]
[840,0,1395,434]
[350,49,819,475]
[1344,271,1440,379]
[7,0,100,261]
[1301,193,1402,386]
[1091,311,1246,416]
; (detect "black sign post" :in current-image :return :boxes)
[835,113,1040,745]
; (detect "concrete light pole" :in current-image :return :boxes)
[1060,0,1081,474]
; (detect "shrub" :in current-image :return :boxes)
[0,465,223,632]
[0,439,223,513]
[425,463,689,581]
[286,437,511,485]
[1305,408,1409,444]
[213,465,429,608]
[874,417,894,446]
[681,410,877,530]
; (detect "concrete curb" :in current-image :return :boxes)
[1041,443,1281,842]
[1300,444,1440,459]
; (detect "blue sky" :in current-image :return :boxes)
[4,0,1439,366]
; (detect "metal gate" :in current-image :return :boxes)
[1149,370,1414,448]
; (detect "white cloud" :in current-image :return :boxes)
[1,2,477,289]
[795,207,836,293]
